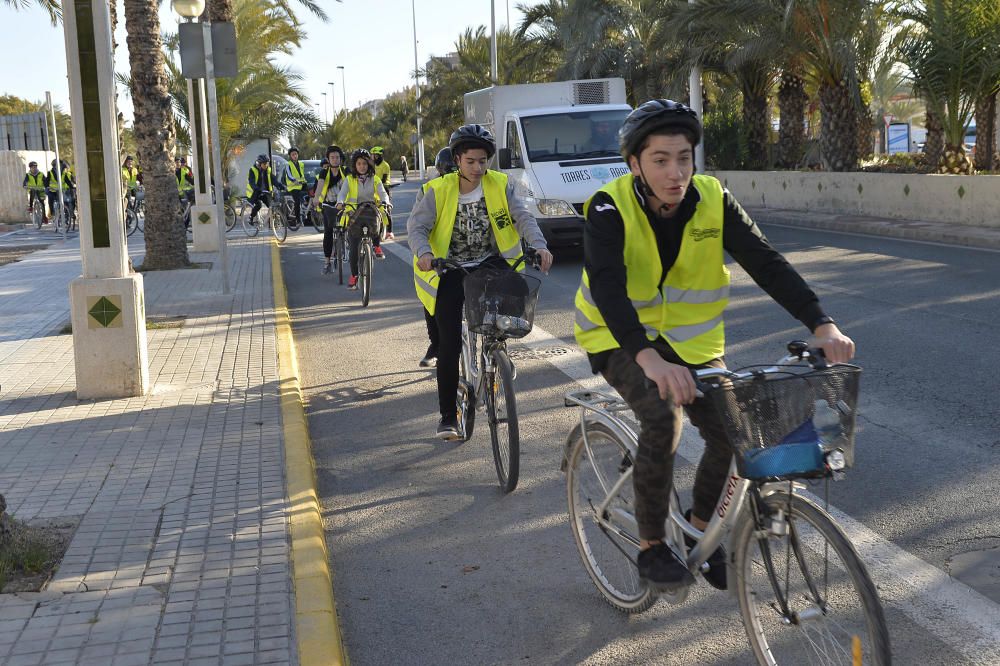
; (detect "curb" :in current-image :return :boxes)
[271,240,348,666]
[748,207,1000,252]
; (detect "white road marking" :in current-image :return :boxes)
[382,233,1000,662]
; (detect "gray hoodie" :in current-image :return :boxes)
[407,177,548,259]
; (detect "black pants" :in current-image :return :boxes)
[433,257,510,417]
[424,307,439,354]
[322,206,341,259]
[249,191,271,219]
[288,189,306,224]
[601,339,734,541]
[27,190,45,212]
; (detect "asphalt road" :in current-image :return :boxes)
[281,180,999,665]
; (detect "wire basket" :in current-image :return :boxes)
[463,268,542,339]
[705,365,861,481]
[346,206,380,237]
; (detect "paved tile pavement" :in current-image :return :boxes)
[0,231,296,665]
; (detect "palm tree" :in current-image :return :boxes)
[3,0,59,25]
[896,0,995,174]
[124,0,188,270]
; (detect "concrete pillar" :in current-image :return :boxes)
[63,0,148,399]
[187,77,218,251]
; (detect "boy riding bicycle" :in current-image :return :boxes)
[23,161,47,220]
[408,124,553,440]
[574,99,855,592]
[336,149,390,289]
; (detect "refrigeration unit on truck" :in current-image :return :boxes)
[464,78,631,247]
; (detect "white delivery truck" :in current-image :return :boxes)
[464,78,631,247]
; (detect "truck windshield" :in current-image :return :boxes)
[520,109,629,162]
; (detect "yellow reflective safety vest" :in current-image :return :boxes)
[412,170,523,316]
[317,166,346,202]
[48,168,73,192]
[375,160,391,186]
[24,172,46,190]
[286,160,305,191]
[245,166,273,197]
[122,166,139,190]
[344,174,382,205]
[177,166,194,193]
[574,174,730,365]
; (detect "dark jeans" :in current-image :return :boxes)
[322,206,341,259]
[249,191,271,220]
[288,189,306,224]
[424,307,439,355]
[27,190,45,212]
[601,338,733,541]
[433,256,510,417]
[346,212,381,277]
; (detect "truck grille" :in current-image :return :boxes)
[573,81,610,105]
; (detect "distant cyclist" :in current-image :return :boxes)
[283,146,308,226]
[336,149,390,289]
[408,124,553,439]
[23,161,47,220]
[46,159,75,220]
[314,145,348,275]
[372,146,394,239]
[246,154,274,224]
[175,156,195,204]
[573,99,855,592]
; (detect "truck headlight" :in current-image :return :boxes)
[536,199,576,217]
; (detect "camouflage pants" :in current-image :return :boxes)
[602,339,734,541]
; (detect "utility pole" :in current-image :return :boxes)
[412,0,426,178]
[688,0,704,172]
[490,0,498,85]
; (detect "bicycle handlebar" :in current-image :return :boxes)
[431,246,541,275]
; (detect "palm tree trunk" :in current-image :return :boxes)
[924,104,944,168]
[743,91,769,170]
[124,0,189,270]
[818,80,858,171]
[973,90,997,172]
[209,0,233,22]
[856,108,875,161]
[777,70,807,168]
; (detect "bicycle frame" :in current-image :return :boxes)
[460,319,507,411]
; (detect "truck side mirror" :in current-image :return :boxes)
[498,148,513,170]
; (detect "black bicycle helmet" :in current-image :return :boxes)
[351,148,375,172]
[287,146,299,154]
[256,154,270,164]
[448,124,496,158]
[434,147,457,175]
[619,99,701,160]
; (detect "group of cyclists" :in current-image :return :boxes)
[22,158,77,225]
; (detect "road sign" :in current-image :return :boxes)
[179,22,237,79]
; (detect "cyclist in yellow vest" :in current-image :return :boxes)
[246,154,274,224]
[46,159,75,221]
[371,146,395,239]
[574,99,855,592]
[175,156,195,204]
[23,161,48,220]
[121,155,141,208]
[283,146,308,228]
[335,149,390,288]
[314,145,348,275]
[408,124,553,439]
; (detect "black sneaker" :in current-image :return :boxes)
[637,543,695,592]
[684,509,728,590]
[419,346,437,368]
[436,415,459,440]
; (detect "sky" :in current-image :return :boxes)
[0,0,541,124]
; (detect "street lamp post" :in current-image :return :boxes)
[490,0,498,85]
[688,0,705,173]
[328,81,336,119]
[321,92,329,125]
[411,0,426,179]
[337,66,347,110]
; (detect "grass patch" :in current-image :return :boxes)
[0,516,78,593]
[0,245,51,268]
[58,315,186,335]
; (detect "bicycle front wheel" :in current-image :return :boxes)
[32,201,43,229]
[335,233,344,285]
[359,242,372,307]
[224,204,237,231]
[733,491,891,666]
[125,209,138,237]
[486,349,519,493]
[241,205,259,237]
[272,209,287,242]
[566,421,655,613]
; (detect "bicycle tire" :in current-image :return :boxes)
[272,208,287,243]
[241,204,259,237]
[457,345,476,441]
[32,201,43,229]
[125,209,138,237]
[486,349,520,493]
[311,208,324,234]
[335,233,344,285]
[566,421,656,613]
[732,491,891,666]
[360,242,372,307]
[224,204,237,231]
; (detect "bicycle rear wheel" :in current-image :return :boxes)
[486,349,519,493]
[456,344,476,442]
[566,421,655,613]
[359,241,372,307]
[272,208,287,242]
[732,491,891,666]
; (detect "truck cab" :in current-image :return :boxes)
[465,79,631,248]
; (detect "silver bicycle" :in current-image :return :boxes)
[562,341,890,665]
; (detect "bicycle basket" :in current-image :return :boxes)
[347,206,379,236]
[463,268,541,339]
[705,365,861,481]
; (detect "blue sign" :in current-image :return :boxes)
[888,123,911,154]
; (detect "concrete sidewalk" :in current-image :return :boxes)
[0,231,314,665]
[747,206,1000,251]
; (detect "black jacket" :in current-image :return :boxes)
[584,178,827,372]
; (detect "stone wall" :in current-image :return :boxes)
[711,170,1000,228]
[0,150,56,223]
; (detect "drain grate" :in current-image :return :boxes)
[507,346,572,361]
